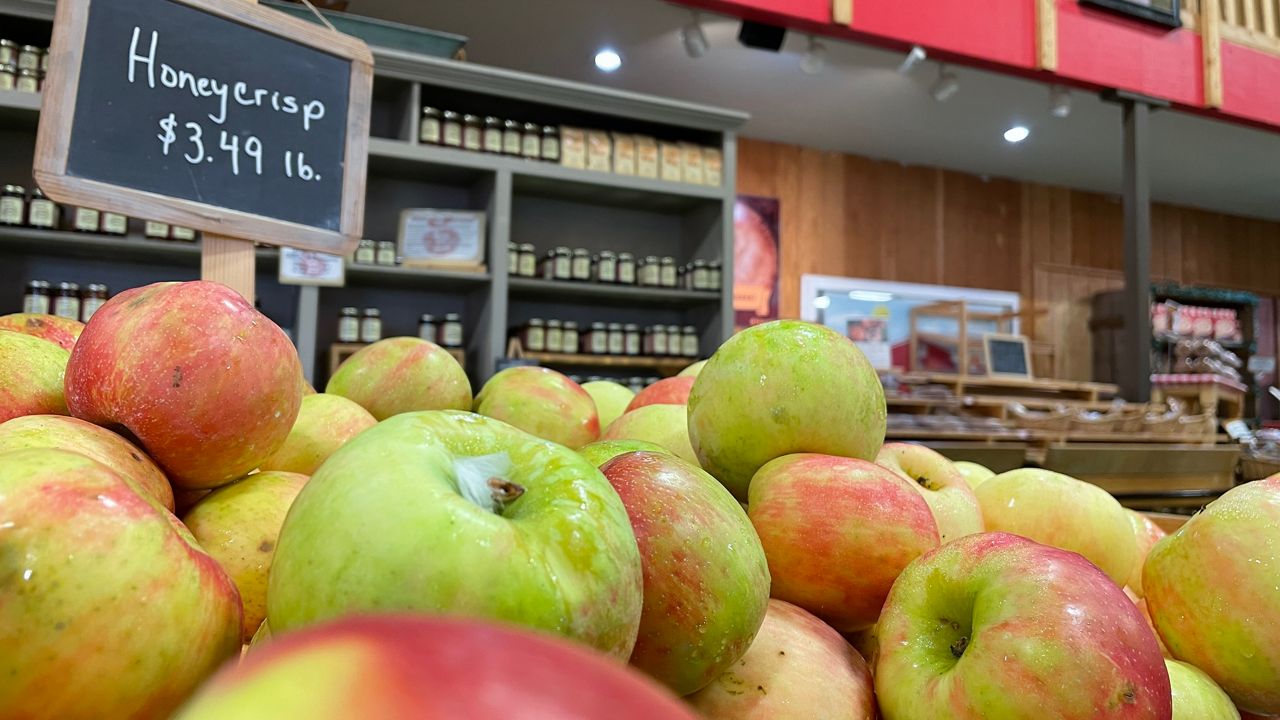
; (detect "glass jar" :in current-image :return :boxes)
[521,122,541,159]
[666,325,683,356]
[442,313,463,348]
[337,307,360,342]
[442,111,463,148]
[681,326,699,357]
[692,260,710,291]
[709,260,723,291]
[482,116,503,154]
[0,40,15,67]
[26,188,56,229]
[571,248,591,281]
[354,238,376,264]
[0,63,15,92]
[541,126,560,162]
[100,211,127,236]
[595,251,617,283]
[22,280,51,314]
[40,46,48,74]
[81,284,108,322]
[521,318,546,352]
[627,376,646,394]
[551,246,572,281]
[16,45,40,72]
[375,241,396,266]
[507,242,518,272]
[586,322,607,354]
[419,106,442,144]
[72,206,99,233]
[545,319,563,352]
[462,114,483,152]
[561,321,579,354]
[624,323,641,356]
[359,308,382,343]
[171,226,196,242]
[53,281,80,320]
[607,323,624,355]
[517,243,537,277]
[639,255,661,287]
[15,68,37,93]
[647,325,667,356]
[617,252,636,285]
[659,257,677,288]
[418,314,438,344]
[0,185,25,226]
[502,119,522,156]
[144,220,170,240]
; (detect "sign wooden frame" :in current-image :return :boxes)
[983,333,1034,380]
[33,0,372,257]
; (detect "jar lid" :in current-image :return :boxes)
[710,260,722,267]
[58,281,79,291]
[644,255,659,262]
[87,283,108,292]
[591,322,606,329]
[20,45,41,52]
[358,238,375,246]
[572,248,590,256]
[2,184,18,193]
[25,279,48,288]
[683,325,697,332]
[504,119,520,128]
[422,106,438,114]
[508,242,517,248]
[618,252,634,259]
[443,110,460,119]
[607,323,623,330]
[17,68,37,77]
[529,318,545,326]
[563,321,578,329]
[554,246,571,253]
[363,308,381,317]
[547,319,562,327]
[340,306,358,314]
[377,240,395,247]
[484,115,500,124]
[624,323,638,331]
[542,125,557,133]
[0,40,16,48]
[518,243,535,251]
[661,256,675,263]
[599,250,616,257]
[444,313,460,321]
[463,114,480,122]
[523,122,539,131]
[667,325,681,331]
[419,314,435,322]
[693,259,708,267]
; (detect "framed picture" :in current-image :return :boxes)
[1080,0,1182,29]
[397,209,486,269]
[984,334,1033,380]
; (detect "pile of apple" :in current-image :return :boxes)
[1,280,1277,720]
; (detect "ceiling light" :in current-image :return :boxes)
[681,12,709,58]
[897,44,927,74]
[1004,125,1030,143]
[594,49,622,73]
[1049,85,1072,118]
[800,35,827,74]
[930,65,960,102]
[813,296,832,310]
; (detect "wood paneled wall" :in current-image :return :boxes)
[738,137,1280,379]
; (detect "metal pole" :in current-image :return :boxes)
[1121,99,1152,402]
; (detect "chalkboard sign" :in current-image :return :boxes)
[984,334,1033,379]
[35,0,372,254]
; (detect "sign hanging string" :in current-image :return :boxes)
[295,0,338,33]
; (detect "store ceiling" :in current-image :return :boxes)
[349,0,1280,222]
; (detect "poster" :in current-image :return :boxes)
[734,196,780,331]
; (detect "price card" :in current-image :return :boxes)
[278,247,345,287]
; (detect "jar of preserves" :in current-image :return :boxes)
[354,238,376,264]
[418,314,438,344]
[647,325,668,356]
[571,248,591,281]
[503,120,522,156]
[521,318,546,352]
[595,251,617,283]
[709,260,723,291]
[586,322,608,354]
[561,321,579,354]
[100,211,127,236]
[482,116,502,154]
[659,257,677,288]
[666,325,683,356]
[607,323,624,355]
[521,122,541,159]
[639,255,661,287]
[359,308,382,343]
[26,188,56,229]
[53,281,80,320]
[692,260,710,291]
[624,323,641,356]
[144,220,170,240]
[22,280,50,314]
[16,45,40,72]
[617,252,636,285]
[541,126,561,162]
[681,326,699,357]
[171,226,196,242]
[442,313,463,348]
[0,185,25,226]
[551,246,572,281]
[507,242,518,272]
[375,241,396,266]
[0,40,15,66]
[0,63,15,92]
[517,243,537,277]
[627,377,646,394]
[462,114,483,152]
[442,111,463,148]
[420,106,442,144]
[545,319,563,352]
[15,68,37,93]
[81,284,109,322]
[72,206,99,233]
[337,307,360,342]
[40,46,48,74]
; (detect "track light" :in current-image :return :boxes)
[1049,85,1072,118]
[681,12,709,58]
[930,65,960,102]
[897,44,927,74]
[800,35,827,74]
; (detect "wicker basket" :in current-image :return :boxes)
[1008,403,1071,431]
[1240,456,1280,482]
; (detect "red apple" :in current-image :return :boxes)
[0,329,69,422]
[748,453,940,631]
[688,599,876,719]
[474,366,599,449]
[0,312,84,350]
[64,281,302,490]
[601,451,770,695]
[0,448,242,719]
[0,414,174,511]
[258,393,376,475]
[625,376,695,412]
[173,616,699,719]
[326,337,471,421]
[1126,509,1168,598]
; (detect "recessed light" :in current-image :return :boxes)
[1004,125,1030,143]
[594,49,622,73]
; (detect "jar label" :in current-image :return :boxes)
[17,52,38,71]
[653,335,667,355]
[483,129,502,153]
[571,257,591,280]
[420,119,441,143]
[360,320,382,343]
[522,135,541,157]
[22,295,50,314]
[101,213,127,234]
[337,317,360,343]
[683,336,699,357]
[28,201,56,228]
[554,257,571,279]
[660,266,677,287]
[562,331,578,353]
[0,73,13,92]
[354,248,375,264]
[444,125,463,147]
[526,327,545,351]
[145,221,170,238]
[74,208,100,231]
[0,197,23,225]
[81,298,105,322]
[503,133,522,155]
[625,335,641,356]
[545,329,562,351]
[597,258,617,282]
[376,248,396,266]
[518,255,536,277]
[542,137,560,161]
[443,325,463,347]
[53,297,80,320]
[619,265,635,284]
[16,75,37,93]
[464,127,482,151]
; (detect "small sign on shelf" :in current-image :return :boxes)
[278,247,345,287]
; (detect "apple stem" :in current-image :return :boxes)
[950,636,969,659]
[488,477,525,508]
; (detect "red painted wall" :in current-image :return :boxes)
[849,0,1037,70]
[1221,42,1280,127]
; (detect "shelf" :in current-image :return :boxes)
[1153,335,1251,352]
[516,351,693,375]
[0,88,40,128]
[885,427,1221,445]
[0,226,281,267]
[345,263,490,291]
[890,371,1120,401]
[508,277,720,307]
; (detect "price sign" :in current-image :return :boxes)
[278,247,345,287]
[34,0,372,254]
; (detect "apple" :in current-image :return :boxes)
[688,599,876,720]
[579,438,668,467]
[0,329,69,422]
[0,312,83,350]
[173,616,699,720]
[875,532,1172,719]
[626,376,695,412]
[326,337,470,421]
[0,414,174,511]
[748,453,939,631]
[1167,660,1240,720]
[474,366,599,450]
[688,320,886,501]
[953,460,996,490]
[846,625,879,669]
[0,448,242,719]
[582,379,634,431]
[267,410,642,659]
[1143,477,1280,715]
[258,393,376,475]
[64,281,301,490]
[603,404,698,465]
[975,468,1138,585]
[184,471,310,643]
[600,451,770,695]
[875,442,984,542]
[678,359,707,377]
[1126,509,1168,598]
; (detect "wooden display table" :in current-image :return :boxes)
[1040,443,1240,511]
[1150,373,1246,420]
[892,372,1119,403]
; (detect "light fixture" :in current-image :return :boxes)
[681,12,709,58]
[849,290,894,302]
[594,49,622,73]
[897,44,927,74]
[1049,85,1072,118]
[930,65,960,102]
[1004,125,1030,143]
[813,295,832,310]
[800,35,827,74]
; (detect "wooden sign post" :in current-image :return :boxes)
[34,0,373,302]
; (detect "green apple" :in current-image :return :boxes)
[258,393,376,475]
[1125,509,1167,598]
[267,410,643,659]
[953,461,996,490]
[1167,659,1240,720]
[677,359,707,378]
[875,443,984,543]
[688,320,886,501]
[582,380,635,431]
[0,329,69,423]
[474,367,599,449]
[603,404,698,465]
[875,532,1172,719]
[326,337,471,421]
[579,439,668,467]
[975,468,1137,584]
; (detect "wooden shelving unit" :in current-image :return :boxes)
[507,277,721,306]
[518,351,693,376]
